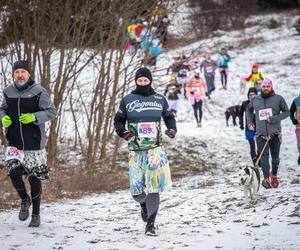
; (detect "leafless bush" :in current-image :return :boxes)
[187,0,258,38]
[293,17,300,33]
[0,0,173,170]
[236,37,265,49]
[267,18,281,29]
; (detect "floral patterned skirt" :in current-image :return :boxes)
[128,146,172,195]
[7,149,49,180]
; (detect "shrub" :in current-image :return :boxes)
[267,18,280,29]
[293,17,300,33]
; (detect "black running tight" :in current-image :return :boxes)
[132,192,160,223]
[220,70,228,87]
[192,100,203,123]
[9,166,42,215]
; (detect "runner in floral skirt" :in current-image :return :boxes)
[0,60,57,227]
[114,67,176,236]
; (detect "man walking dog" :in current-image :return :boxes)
[246,78,289,189]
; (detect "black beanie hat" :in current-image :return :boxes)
[135,67,152,84]
[247,87,258,97]
[13,60,30,73]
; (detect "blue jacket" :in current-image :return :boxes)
[217,53,231,68]
[290,95,300,124]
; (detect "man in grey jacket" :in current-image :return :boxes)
[246,78,289,189]
[0,60,57,227]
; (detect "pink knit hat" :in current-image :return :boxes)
[261,78,273,87]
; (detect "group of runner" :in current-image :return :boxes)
[1,53,299,238]
[164,48,231,127]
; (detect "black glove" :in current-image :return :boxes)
[190,91,194,95]
[292,119,298,125]
[165,129,176,138]
[240,125,244,130]
[123,131,134,141]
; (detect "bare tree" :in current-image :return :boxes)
[187,0,258,38]
[0,0,176,173]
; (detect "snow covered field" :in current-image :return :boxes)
[1,13,300,250]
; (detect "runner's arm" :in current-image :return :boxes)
[162,98,176,131]
[114,99,127,137]
[269,97,290,123]
[246,100,255,128]
[289,101,297,124]
[0,93,8,119]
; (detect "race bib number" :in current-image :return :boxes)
[5,146,24,162]
[168,86,176,94]
[259,108,273,121]
[192,87,200,93]
[206,66,213,73]
[138,122,157,138]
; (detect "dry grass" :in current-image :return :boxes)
[0,137,217,212]
[164,33,199,50]
[236,37,265,50]
[0,165,129,211]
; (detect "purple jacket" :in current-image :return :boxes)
[200,60,217,77]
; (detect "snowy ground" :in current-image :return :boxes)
[1,15,300,250]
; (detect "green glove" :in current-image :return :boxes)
[19,113,36,124]
[2,115,12,128]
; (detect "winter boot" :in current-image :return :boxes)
[270,175,279,188]
[262,178,272,189]
[28,214,40,227]
[141,203,147,222]
[145,221,157,236]
[19,197,31,221]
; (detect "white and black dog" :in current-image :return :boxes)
[239,166,260,204]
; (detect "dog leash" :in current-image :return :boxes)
[255,136,270,167]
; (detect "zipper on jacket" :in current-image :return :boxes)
[264,97,269,137]
[18,95,25,150]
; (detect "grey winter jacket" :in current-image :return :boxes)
[0,80,57,150]
[246,91,289,137]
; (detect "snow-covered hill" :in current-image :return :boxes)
[0,13,300,250]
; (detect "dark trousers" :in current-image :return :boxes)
[248,138,257,164]
[133,192,160,223]
[192,100,203,123]
[9,165,42,215]
[220,70,228,86]
[256,135,281,179]
[205,75,215,97]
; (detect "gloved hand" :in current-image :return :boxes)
[190,91,194,95]
[165,129,176,138]
[248,124,255,131]
[123,131,135,141]
[19,113,36,124]
[2,115,12,128]
[240,125,244,130]
[292,119,298,125]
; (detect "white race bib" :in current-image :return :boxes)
[206,66,213,73]
[192,87,200,93]
[259,108,273,121]
[137,122,157,138]
[5,146,24,162]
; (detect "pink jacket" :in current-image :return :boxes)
[185,78,207,104]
